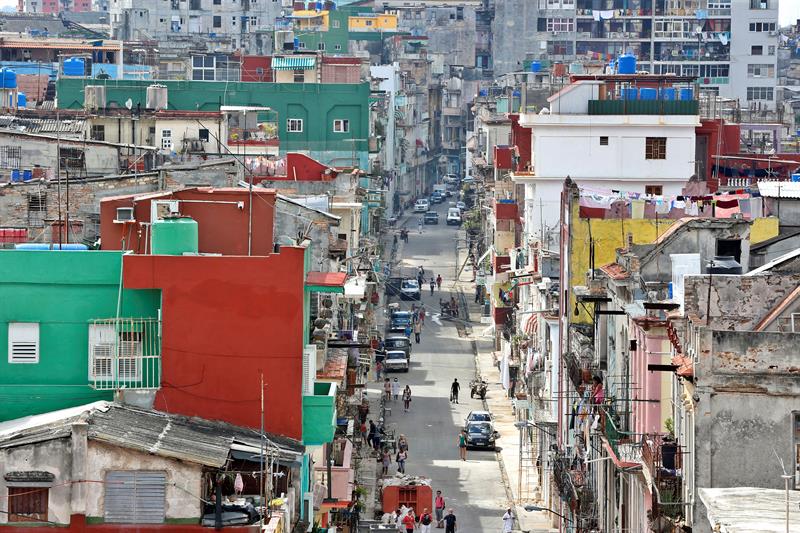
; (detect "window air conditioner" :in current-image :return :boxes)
[114,207,135,223]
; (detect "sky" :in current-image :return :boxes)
[0,1,798,26]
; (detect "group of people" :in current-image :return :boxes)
[379,433,410,475]
[383,378,413,412]
[389,490,455,533]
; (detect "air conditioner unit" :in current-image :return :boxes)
[151,200,180,221]
[114,207,135,223]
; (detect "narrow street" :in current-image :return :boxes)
[367,202,511,532]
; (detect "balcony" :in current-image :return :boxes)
[303,382,337,446]
[90,318,161,391]
[642,435,684,519]
[588,99,699,116]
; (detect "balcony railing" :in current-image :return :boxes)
[588,99,699,116]
[90,318,161,391]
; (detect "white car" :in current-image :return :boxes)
[465,410,493,425]
[383,350,409,372]
[456,201,467,212]
[446,208,462,226]
[399,279,421,300]
[414,199,430,212]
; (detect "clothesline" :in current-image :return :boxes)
[578,190,762,220]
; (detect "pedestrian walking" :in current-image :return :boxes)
[404,323,412,338]
[397,434,409,452]
[376,360,384,381]
[360,420,368,445]
[368,420,377,449]
[418,218,423,234]
[429,278,435,295]
[402,509,416,533]
[502,508,514,533]
[443,509,457,533]
[393,233,398,247]
[384,378,392,401]
[436,274,442,290]
[381,448,391,476]
[392,377,400,401]
[395,509,404,532]
[458,430,467,461]
[418,306,426,326]
[413,320,422,344]
[450,379,460,404]
[402,385,412,412]
[419,508,433,533]
[396,449,407,474]
[434,491,445,528]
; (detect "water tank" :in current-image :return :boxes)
[707,256,742,275]
[151,216,199,256]
[293,37,300,51]
[617,54,637,75]
[146,84,168,110]
[17,92,26,108]
[478,88,488,96]
[568,61,584,75]
[63,57,85,77]
[640,88,657,100]
[22,169,32,181]
[623,87,638,100]
[1,68,16,89]
[84,85,106,111]
[15,243,50,250]
[680,87,694,101]
[791,173,800,182]
[51,243,89,251]
[11,169,21,182]
[552,62,566,77]
[660,87,676,101]
[530,61,541,73]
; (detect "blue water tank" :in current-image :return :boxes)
[680,87,694,101]
[530,61,541,73]
[10,169,21,182]
[293,37,300,51]
[479,88,488,96]
[17,92,26,108]
[618,54,637,75]
[623,87,638,100]
[52,243,89,251]
[0,68,16,89]
[660,87,676,100]
[792,173,800,182]
[640,88,657,100]
[22,169,32,181]
[15,243,50,250]
[512,89,520,97]
[63,57,85,77]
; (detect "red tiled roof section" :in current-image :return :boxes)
[599,262,629,280]
[306,271,347,287]
[671,354,693,378]
[317,351,347,381]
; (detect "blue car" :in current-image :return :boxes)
[388,311,413,335]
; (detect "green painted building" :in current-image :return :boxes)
[56,79,371,169]
[0,251,161,421]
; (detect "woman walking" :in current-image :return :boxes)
[458,430,467,461]
[402,385,412,413]
[381,448,391,476]
[413,320,422,344]
[436,274,442,290]
[384,378,392,401]
[396,448,408,474]
[429,277,435,295]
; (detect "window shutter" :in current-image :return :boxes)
[8,323,39,363]
[89,324,115,379]
[105,471,166,524]
[303,344,317,395]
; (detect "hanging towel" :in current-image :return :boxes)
[600,10,615,20]
[749,197,763,218]
[631,199,645,219]
[655,197,671,214]
[592,10,601,21]
[715,199,741,218]
[718,33,729,46]
[234,473,244,495]
[686,200,699,216]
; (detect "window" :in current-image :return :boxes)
[297,41,306,50]
[161,129,173,150]
[645,137,667,160]
[8,323,39,364]
[716,239,742,263]
[189,0,200,8]
[104,471,166,524]
[192,55,215,80]
[90,124,105,141]
[768,45,776,55]
[334,44,342,51]
[645,185,663,196]
[365,20,372,26]
[599,136,609,146]
[751,45,763,55]
[748,64,774,78]
[546,18,574,33]
[199,128,209,141]
[747,87,774,101]
[8,487,48,522]
[213,0,220,3]
[333,119,350,133]
[318,42,325,51]
[0,145,21,169]
[59,148,85,171]
[293,69,305,83]
[749,0,769,9]
[456,6,463,20]
[212,15,221,27]
[27,193,46,227]
[332,19,340,28]
[287,119,303,132]
[231,16,236,26]
[749,22,776,32]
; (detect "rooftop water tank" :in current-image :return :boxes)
[17,92,26,108]
[617,54,637,75]
[478,88,488,96]
[660,87,676,101]
[15,243,50,250]
[63,57,85,77]
[146,84,168,111]
[623,87,638,100]
[84,85,106,111]
[791,173,800,182]
[151,216,199,256]
[530,61,541,73]
[568,61,584,75]
[51,243,89,251]
[640,88,657,100]
[680,87,694,101]
[0,68,16,89]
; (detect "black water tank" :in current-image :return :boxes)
[707,255,742,275]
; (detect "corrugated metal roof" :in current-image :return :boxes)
[272,56,316,71]
[0,114,84,135]
[0,402,302,467]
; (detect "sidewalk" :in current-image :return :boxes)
[455,248,557,533]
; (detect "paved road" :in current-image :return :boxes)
[369,202,510,532]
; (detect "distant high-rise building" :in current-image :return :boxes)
[21,0,93,14]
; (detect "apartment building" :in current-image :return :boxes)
[530,0,780,109]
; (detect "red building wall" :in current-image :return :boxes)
[493,145,514,170]
[240,56,273,82]
[509,114,531,172]
[123,247,306,438]
[100,188,276,256]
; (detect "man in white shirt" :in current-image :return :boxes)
[502,508,514,533]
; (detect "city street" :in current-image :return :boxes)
[367,203,512,532]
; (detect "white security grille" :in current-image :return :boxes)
[89,318,160,391]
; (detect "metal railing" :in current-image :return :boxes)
[90,318,161,391]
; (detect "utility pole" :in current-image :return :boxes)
[260,373,265,527]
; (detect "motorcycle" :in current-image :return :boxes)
[470,379,488,400]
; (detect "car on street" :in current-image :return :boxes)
[430,192,444,204]
[399,279,421,300]
[388,311,413,333]
[464,421,499,449]
[384,336,412,359]
[383,350,409,372]
[443,174,459,185]
[424,211,439,224]
[446,208,462,226]
[414,199,430,212]
[456,201,467,212]
[465,410,493,425]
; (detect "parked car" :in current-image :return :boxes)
[385,336,412,359]
[430,192,444,204]
[443,174,459,185]
[456,201,467,212]
[424,211,439,224]
[464,421,499,449]
[399,279,421,300]
[383,350,409,372]
[465,410,492,425]
[385,276,403,297]
[446,208,462,226]
[388,311,413,333]
[414,199,430,212]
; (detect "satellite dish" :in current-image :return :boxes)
[125,98,133,110]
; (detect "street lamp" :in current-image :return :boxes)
[523,504,573,524]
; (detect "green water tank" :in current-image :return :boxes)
[151,216,199,256]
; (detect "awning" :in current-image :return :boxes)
[343,275,367,299]
[306,271,347,293]
[272,56,316,71]
[525,313,538,335]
